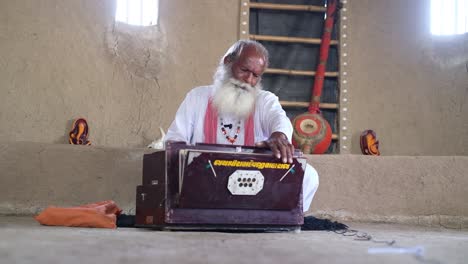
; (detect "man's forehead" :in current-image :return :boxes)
[242,56,265,67]
[238,47,266,67]
[239,46,265,62]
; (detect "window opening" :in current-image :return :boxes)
[431,0,468,35]
[115,0,159,26]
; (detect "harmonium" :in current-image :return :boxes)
[135,141,307,231]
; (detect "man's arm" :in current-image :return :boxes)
[164,91,196,144]
[255,92,295,163]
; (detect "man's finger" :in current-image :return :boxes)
[268,141,281,159]
[288,144,295,163]
[279,142,288,163]
[281,142,293,164]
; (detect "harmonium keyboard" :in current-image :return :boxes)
[135,141,307,231]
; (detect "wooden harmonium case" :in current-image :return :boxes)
[136,141,307,231]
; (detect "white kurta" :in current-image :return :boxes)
[165,85,319,212]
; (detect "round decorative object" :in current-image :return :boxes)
[68,118,91,145]
[292,113,332,154]
[360,129,380,156]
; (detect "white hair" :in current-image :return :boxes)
[221,40,269,67]
[212,63,262,119]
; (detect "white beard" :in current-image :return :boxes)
[212,65,262,120]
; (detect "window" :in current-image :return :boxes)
[431,0,468,35]
[115,0,159,26]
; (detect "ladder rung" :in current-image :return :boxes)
[249,2,326,12]
[250,34,338,45]
[265,68,339,77]
[280,101,339,110]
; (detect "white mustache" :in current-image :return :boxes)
[230,78,254,92]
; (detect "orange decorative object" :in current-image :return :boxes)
[69,118,91,145]
[360,130,380,156]
[292,113,332,154]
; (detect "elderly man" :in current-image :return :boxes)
[165,40,319,212]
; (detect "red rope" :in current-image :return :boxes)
[309,0,338,113]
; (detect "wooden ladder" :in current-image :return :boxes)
[239,1,340,143]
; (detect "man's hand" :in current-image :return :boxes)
[255,132,294,164]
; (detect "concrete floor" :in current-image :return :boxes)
[0,217,467,264]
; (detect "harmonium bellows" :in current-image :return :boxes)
[135,141,307,231]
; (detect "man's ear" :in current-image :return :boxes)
[223,54,233,65]
[223,56,229,65]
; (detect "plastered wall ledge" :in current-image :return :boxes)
[311,210,468,230]
[306,154,468,221]
[0,141,154,215]
[0,140,154,153]
[1,141,467,224]
[0,202,44,217]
